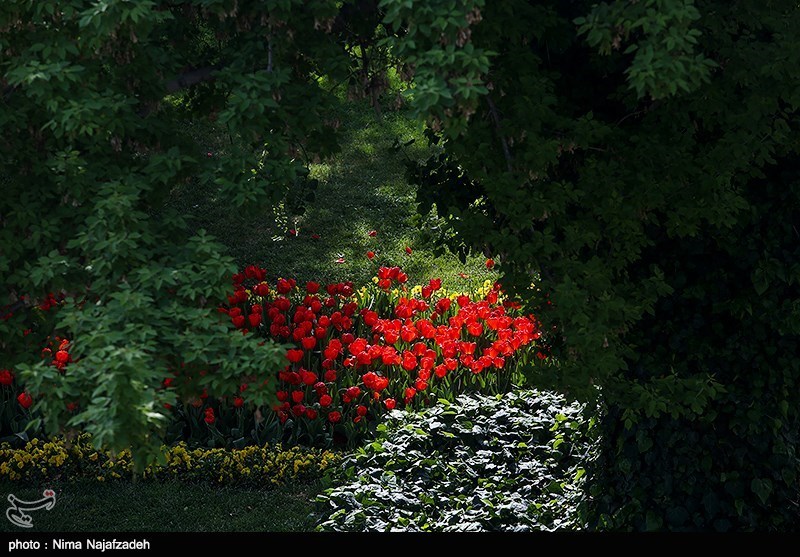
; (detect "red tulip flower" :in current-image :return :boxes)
[0,369,13,386]
[286,349,304,363]
[301,337,317,350]
[17,392,33,409]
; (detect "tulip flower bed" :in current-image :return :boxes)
[217,263,545,446]
[1,261,545,450]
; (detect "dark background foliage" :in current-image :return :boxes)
[395,0,800,530]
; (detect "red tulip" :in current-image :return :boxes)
[486,258,495,269]
[384,398,397,410]
[286,349,304,363]
[0,369,13,386]
[248,313,262,328]
[401,351,417,371]
[204,408,215,425]
[328,411,342,423]
[319,394,333,407]
[368,230,378,237]
[277,278,294,294]
[233,397,245,408]
[405,246,412,255]
[356,405,368,417]
[300,369,318,386]
[346,386,362,399]
[17,392,32,409]
[301,337,317,350]
[367,251,375,260]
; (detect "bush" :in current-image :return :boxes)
[0,434,339,487]
[316,389,595,531]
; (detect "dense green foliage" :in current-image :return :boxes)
[316,390,593,531]
[0,0,353,466]
[384,0,800,530]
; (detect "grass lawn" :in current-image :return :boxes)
[0,481,321,532]
[169,99,495,289]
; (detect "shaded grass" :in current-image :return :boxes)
[0,481,321,532]
[169,100,495,289]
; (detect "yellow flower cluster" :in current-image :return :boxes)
[362,278,500,305]
[0,434,340,486]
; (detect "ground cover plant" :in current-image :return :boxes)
[316,390,594,532]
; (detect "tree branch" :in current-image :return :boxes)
[486,95,513,173]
